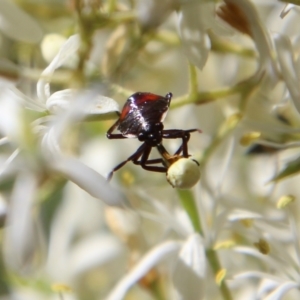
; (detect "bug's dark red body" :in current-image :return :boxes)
[106,92,200,180]
[117,92,171,137]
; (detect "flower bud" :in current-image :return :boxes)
[166,157,200,189]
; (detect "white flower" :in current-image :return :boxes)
[0,34,129,284]
[280,4,297,18]
[137,0,175,29]
[2,172,38,270]
[105,240,182,300]
[273,32,300,115]
[217,0,276,76]
[172,234,206,300]
[3,1,300,299]
[178,0,231,69]
[104,233,206,300]
[46,183,125,282]
[0,35,125,207]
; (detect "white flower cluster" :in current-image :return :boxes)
[0,0,300,300]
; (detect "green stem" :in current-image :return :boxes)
[209,32,256,58]
[188,63,198,96]
[206,249,233,300]
[171,74,261,109]
[150,278,167,300]
[177,189,203,235]
[177,190,233,300]
[171,85,243,109]
[107,0,117,14]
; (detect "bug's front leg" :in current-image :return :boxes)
[162,129,201,157]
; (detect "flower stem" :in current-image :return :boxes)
[177,189,203,235]
[171,75,260,109]
[149,277,167,300]
[177,189,233,300]
[188,63,198,96]
[171,85,243,109]
[206,249,233,300]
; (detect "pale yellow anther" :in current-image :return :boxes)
[216,269,227,286]
[214,240,236,250]
[240,132,261,146]
[219,113,242,137]
[277,195,295,209]
[51,283,72,293]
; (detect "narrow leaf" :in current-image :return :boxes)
[271,156,300,182]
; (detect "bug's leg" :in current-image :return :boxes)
[162,129,191,156]
[107,133,126,139]
[155,143,179,168]
[162,129,201,157]
[107,143,146,181]
[106,119,127,139]
[133,158,165,165]
[135,145,167,173]
[178,132,190,157]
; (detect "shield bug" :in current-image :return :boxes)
[106,92,201,181]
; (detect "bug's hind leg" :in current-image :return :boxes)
[133,145,167,173]
[107,143,146,181]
